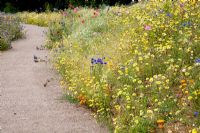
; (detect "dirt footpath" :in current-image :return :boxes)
[0,24,108,133]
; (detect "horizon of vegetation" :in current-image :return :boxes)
[0,0,138,13]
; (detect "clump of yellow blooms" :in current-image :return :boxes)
[20,0,200,132]
[18,11,62,26]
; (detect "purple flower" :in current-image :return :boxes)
[166,13,172,17]
[195,58,200,63]
[91,57,107,65]
[182,22,191,27]
[144,25,151,30]
[194,112,199,117]
[180,3,184,8]
[97,58,103,64]
[91,58,96,64]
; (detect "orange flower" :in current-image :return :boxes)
[78,94,86,105]
[157,119,165,129]
[189,80,194,84]
[180,79,186,84]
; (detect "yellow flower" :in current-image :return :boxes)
[155,81,161,85]
[149,78,154,82]
[147,110,153,114]
[192,128,198,133]
[180,79,186,84]
[140,110,144,116]
[154,108,158,112]
[138,80,142,84]
[185,72,190,76]
[190,0,197,5]
[184,91,189,94]
[134,119,139,124]
[188,96,193,100]
[132,93,137,96]
[157,119,164,123]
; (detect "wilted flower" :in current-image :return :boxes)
[81,19,85,24]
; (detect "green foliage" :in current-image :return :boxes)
[18,12,62,27]
[0,0,133,12]
[62,94,79,104]
[18,0,200,132]
[3,2,17,13]
[0,14,23,51]
[0,37,9,50]
[44,2,53,12]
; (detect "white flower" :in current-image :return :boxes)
[182,68,186,72]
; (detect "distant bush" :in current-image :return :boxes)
[0,14,23,51]
[0,0,133,12]
[17,12,62,27]
[3,2,18,13]
[0,37,9,50]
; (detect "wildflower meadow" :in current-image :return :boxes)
[18,0,200,132]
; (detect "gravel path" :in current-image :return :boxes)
[0,24,108,133]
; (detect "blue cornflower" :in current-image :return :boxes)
[91,57,107,65]
[182,21,192,27]
[166,13,172,17]
[194,112,199,117]
[91,58,97,64]
[97,58,103,64]
[182,22,187,27]
[188,21,192,26]
[195,58,200,63]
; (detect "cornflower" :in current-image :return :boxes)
[91,57,107,65]
[194,111,199,117]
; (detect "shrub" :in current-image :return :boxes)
[0,14,23,51]
[18,12,62,27]
[3,2,18,13]
[0,37,9,50]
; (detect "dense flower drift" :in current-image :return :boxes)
[18,0,200,132]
